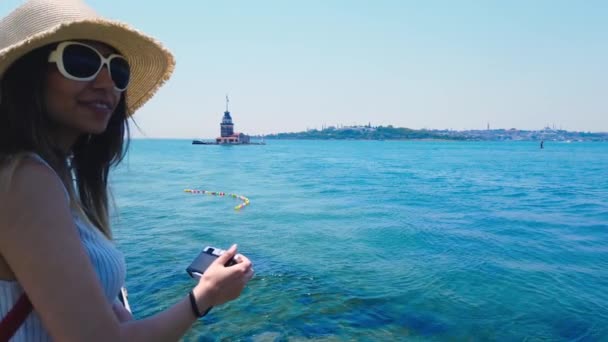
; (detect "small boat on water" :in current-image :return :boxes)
[192,140,216,145]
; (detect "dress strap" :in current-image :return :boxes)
[0,293,32,341]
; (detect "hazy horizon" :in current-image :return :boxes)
[130,122,607,141]
[2,0,606,139]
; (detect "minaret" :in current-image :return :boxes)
[220,94,234,137]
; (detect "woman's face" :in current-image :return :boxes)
[44,41,123,145]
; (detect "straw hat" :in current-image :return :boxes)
[0,0,175,116]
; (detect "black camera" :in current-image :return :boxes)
[186,246,237,278]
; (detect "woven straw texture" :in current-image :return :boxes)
[0,0,175,115]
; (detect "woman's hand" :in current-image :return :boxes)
[193,244,254,308]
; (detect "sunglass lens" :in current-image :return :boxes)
[110,57,130,90]
[62,44,101,79]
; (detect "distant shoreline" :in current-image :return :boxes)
[253,125,608,142]
[256,138,607,142]
[132,137,608,142]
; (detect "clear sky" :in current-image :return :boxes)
[2,1,607,138]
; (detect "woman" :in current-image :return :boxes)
[0,0,254,341]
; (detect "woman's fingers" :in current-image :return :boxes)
[234,252,252,267]
[244,267,255,281]
[197,246,255,306]
[215,244,237,265]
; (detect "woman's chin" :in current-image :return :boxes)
[90,126,108,135]
[83,121,110,135]
[75,126,107,139]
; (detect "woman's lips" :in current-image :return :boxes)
[79,100,113,117]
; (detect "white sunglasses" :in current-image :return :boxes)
[48,41,130,91]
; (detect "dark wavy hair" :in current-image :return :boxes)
[0,43,130,238]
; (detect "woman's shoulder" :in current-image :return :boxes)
[1,151,52,173]
[0,152,65,200]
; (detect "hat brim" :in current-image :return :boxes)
[0,19,175,116]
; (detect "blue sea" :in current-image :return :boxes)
[110,140,608,341]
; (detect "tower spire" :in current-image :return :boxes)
[226,94,230,112]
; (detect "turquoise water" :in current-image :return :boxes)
[111,140,608,341]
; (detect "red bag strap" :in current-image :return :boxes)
[0,293,33,342]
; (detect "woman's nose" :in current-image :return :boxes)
[92,65,116,90]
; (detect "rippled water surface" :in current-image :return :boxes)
[111,140,608,341]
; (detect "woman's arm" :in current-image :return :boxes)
[112,300,133,323]
[0,160,253,341]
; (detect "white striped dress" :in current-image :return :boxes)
[0,155,126,341]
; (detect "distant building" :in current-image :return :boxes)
[216,95,250,144]
[220,109,234,137]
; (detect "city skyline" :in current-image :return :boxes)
[2,0,606,138]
